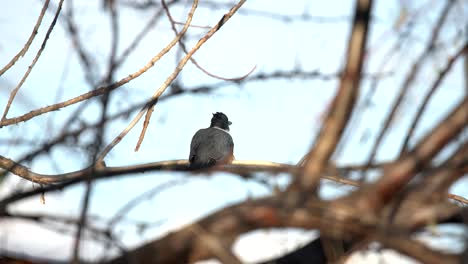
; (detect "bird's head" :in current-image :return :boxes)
[210,112,232,131]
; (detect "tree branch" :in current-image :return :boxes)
[297,0,373,191]
[0,0,64,124]
[364,0,456,171]
[128,0,248,157]
[0,0,50,76]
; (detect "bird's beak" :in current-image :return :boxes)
[228,121,232,125]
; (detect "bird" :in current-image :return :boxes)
[189,112,234,169]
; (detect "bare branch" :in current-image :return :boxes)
[188,223,243,264]
[365,0,456,170]
[297,0,373,191]
[0,159,369,210]
[103,0,248,160]
[162,0,256,82]
[0,0,64,124]
[0,0,50,76]
[108,179,187,226]
[371,97,467,210]
[400,43,468,154]
[0,0,194,128]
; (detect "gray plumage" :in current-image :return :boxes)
[189,112,234,168]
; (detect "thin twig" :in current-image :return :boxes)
[114,0,180,67]
[162,0,256,81]
[1,0,64,124]
[372,97,467,209]
[108,179,187,226]
[0,69,387,127]
[0,0,50,76]
[400,43,467,154]
[65,0,98,85]
[134,99,156,151]
[2,211,125,252]
[0,1,193,128]
[98,0,200,159]
[72,4,120,260]
[101,0,248,160]
[364,0,455,173]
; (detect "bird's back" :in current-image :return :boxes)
[189,127,234,168]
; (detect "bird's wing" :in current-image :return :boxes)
[189,129,203,163]
[211,129,234,163]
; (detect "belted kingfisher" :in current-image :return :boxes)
[189,112,234,168]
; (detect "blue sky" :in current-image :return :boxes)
[1,0,467,262]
